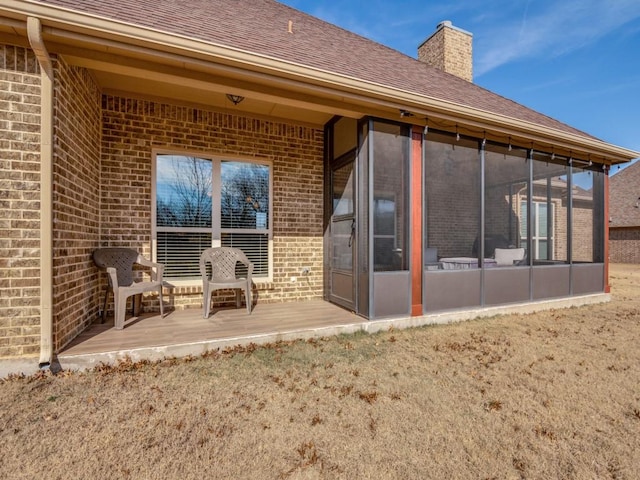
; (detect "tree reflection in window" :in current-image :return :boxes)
[156,155,212,228]
[221,161,269,230]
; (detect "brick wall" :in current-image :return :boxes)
[51,57,102,351]
[0,44,41,358]
[572,203,595,262]
[610,227,640,264]
[101,95,324,311]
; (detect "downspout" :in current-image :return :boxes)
[27,17,54,369]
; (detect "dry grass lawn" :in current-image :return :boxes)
[2,264,639,479]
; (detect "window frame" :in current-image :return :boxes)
[521,199,554,261]
[152,148,274,285]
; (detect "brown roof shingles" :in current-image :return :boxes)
[609,161,640,228]
[35,0,595,139]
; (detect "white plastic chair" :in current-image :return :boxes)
[200,247,253,317]
[93,248,164,329]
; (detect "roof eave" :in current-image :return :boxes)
[3,1,638,164]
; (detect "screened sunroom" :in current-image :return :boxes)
[325,117,606,320]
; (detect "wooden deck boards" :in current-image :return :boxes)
[59,300,361,357]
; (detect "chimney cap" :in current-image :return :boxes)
[419,20,473,49]
[434,20,472,36]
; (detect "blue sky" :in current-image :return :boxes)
[280,0,640,173]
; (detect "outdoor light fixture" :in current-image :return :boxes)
[455,125,460,141]
[399,109,414,118]
[226,94,245,105]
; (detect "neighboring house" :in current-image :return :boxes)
[0,0,638,369]
[609,161,640,263]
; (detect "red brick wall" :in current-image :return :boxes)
[0,44,41,358]
[609,227,640,264]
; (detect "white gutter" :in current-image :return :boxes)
[26,16,53,369]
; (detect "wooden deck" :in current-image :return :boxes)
[57,300,364,370]
[55,292,611,372]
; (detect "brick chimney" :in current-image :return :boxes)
[418,20,473,82]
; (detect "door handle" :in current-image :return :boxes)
[348,219,356,247]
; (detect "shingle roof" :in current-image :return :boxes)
[32,0,596,139]
[609,161,640,228]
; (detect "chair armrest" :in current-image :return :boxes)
[239,256,254,282]
[136,256,164,282]
[154,263,164,283]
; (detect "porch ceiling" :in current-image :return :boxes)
[52,39,371,126]
[90,69,335,126]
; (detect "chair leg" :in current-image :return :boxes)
[203,284,210,318]
[101,287,110,324]
[132,294,141,316]
[235,289,242,309]
[115,292,128,330]
[158,287,164,317]
[245,283,252,314]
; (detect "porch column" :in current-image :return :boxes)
[410,126,423,315]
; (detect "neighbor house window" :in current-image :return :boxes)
[521,201,553,260]
[154,153,271,281]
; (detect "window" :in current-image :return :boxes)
[521,201,553,260]
[154,153,271,281]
